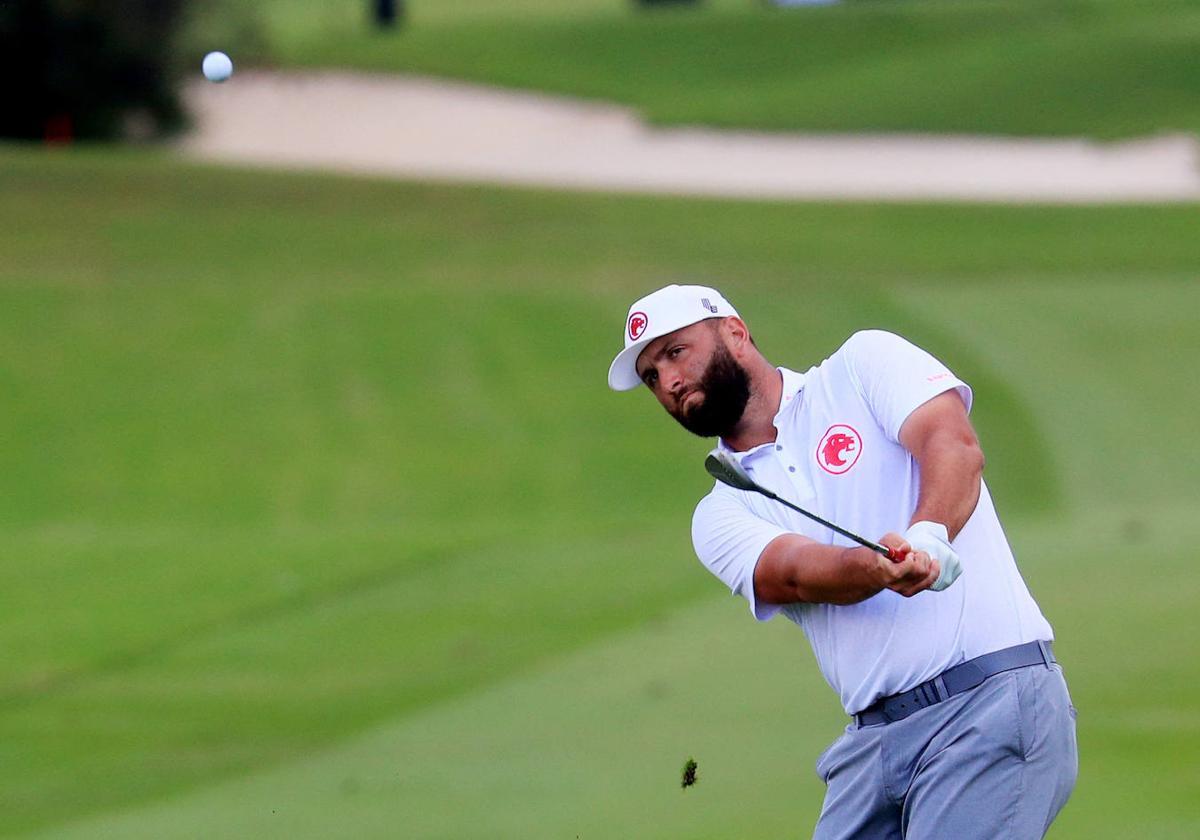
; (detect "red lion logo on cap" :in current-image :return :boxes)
[817,425,862,475]
[628,311,648,341]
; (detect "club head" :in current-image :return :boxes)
[704,450,761,493]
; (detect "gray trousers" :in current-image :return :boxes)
[813,663,1078,839]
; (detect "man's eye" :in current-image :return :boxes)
[668,346,684,359]
[644,371,658,386]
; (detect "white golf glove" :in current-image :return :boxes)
[904,521,962,592]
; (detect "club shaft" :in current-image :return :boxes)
[758,489,894,558]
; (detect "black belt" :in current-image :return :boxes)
[854,640,1055,727]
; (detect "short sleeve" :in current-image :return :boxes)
[839,330,973,442]
[692,489,791,622]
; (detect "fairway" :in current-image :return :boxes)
[2,146,1199,838]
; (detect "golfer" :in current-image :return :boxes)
[608,284,1077,839]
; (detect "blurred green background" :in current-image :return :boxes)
[3,1,1200,838]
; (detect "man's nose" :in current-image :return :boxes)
[664,365,686,396]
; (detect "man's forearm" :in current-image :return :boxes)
[910,433,984,540]
[899,392,985,541]
[755,536,881,605]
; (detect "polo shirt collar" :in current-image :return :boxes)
[716,366,806,457]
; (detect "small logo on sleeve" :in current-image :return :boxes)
[817,424,862,475]
[628,311,648,341]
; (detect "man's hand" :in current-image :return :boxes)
[904,521,962,591]
[866,533,941,597]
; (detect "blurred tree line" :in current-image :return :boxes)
[0,0,266,142]
[0,0,189,140]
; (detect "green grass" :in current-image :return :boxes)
[2,145,1199,838]
[205,0,1200,138]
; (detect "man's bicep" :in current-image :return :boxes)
[898,389,980,460]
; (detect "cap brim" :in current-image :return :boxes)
[607,339,651,391]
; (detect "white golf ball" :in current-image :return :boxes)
[202,51,233,83]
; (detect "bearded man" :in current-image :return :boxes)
[607,284,1077,839]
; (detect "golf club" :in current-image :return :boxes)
[704,450,900,561]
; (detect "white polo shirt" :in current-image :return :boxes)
[691,330,1053,715]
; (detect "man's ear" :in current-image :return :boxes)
[721,316,752,352]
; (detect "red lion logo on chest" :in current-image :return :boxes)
[816,425,863,475]
[822,433,856,467]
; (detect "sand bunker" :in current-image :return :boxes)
[181,71,1200,203]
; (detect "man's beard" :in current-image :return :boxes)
[670,342,752,439]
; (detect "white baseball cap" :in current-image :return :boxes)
[607,284,739,391]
